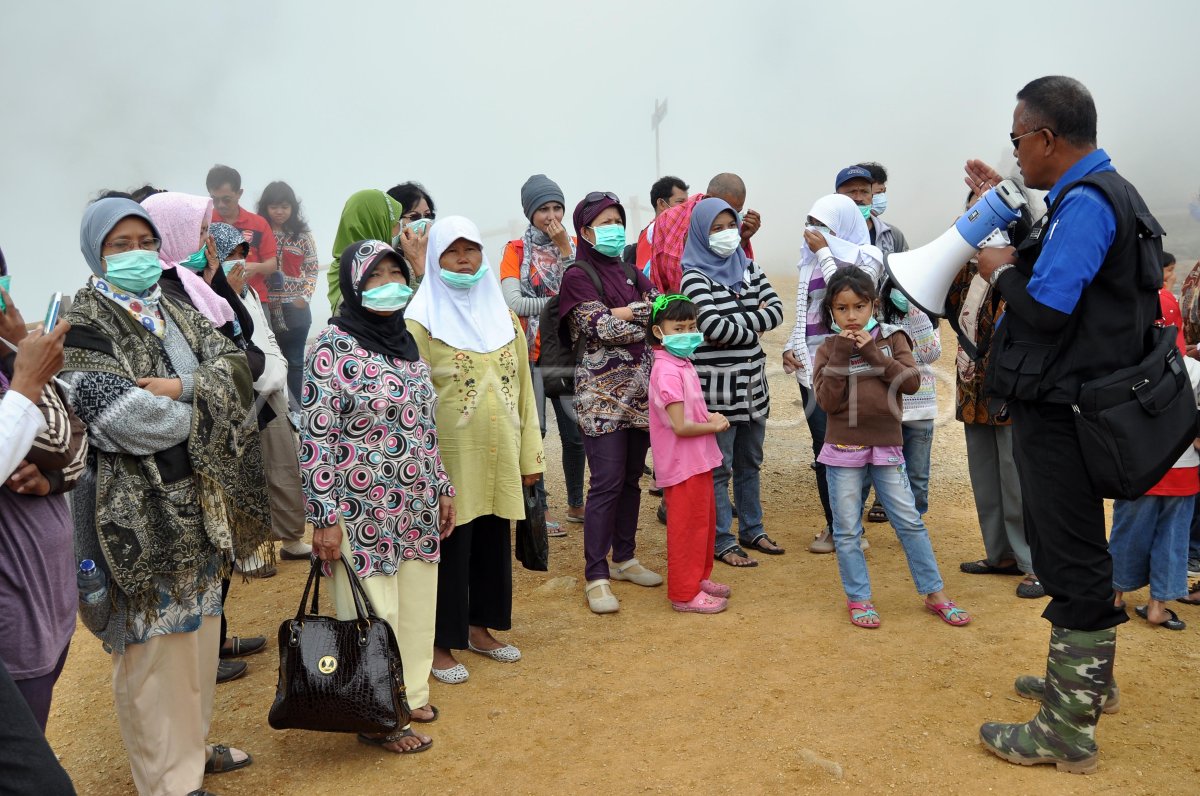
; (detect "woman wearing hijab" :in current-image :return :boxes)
[61,197,271,795]
[405,216,543,682]
[499,174,586,534]
[325,189,406,312]
[781,194,885,554]
[0,248,88,733]
[211,223,312,565]
[557,193,660,614]
[679,198,785,568]
[302,239,453,753]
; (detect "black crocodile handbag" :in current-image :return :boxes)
[268,556,410,734]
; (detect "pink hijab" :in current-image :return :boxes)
[141,192,236,327]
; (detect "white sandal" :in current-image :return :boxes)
[608,558,663,587]
[431,662,469,684]
[585,579,619,614]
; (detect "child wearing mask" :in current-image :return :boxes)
[647,294,730,613]
[813,268,970,629]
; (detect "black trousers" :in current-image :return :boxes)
[220,577,231,647]
[434,514,513,650]
[0,659,75,795]
[1009,400,1129,631]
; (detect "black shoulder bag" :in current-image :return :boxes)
[268,556,411,734]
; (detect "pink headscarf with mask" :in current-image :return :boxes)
[141,192,236,327]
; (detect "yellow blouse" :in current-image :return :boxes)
[406,312,544,526]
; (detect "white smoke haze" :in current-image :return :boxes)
[1,0,1197,325]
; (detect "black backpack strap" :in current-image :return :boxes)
[571,260,608,303]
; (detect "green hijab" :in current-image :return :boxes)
[326,189,404,311]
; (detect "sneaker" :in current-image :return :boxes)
[217,660,247,684]
[672,591,728,614]
[808,527,834,554]
[1188,558,1200,578]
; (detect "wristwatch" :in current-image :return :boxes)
[990,263,1015,287]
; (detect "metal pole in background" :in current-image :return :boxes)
[651,98,668,178]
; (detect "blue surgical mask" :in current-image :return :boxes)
[661,332,704,359]
[361,281,413,311]
[859,204,872,220]
[408,219,432,235]
[439,263,490,289]
[831,316,879,334]
[179,244,208,271]
[221,259,245,275]
[872,192,888,216]
[0,275,9,312]
[589,224,626,258]
[889,289,909,312]
[104,249,162,294]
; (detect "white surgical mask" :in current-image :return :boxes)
[707,228,741,258]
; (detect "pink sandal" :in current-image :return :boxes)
[672,591,728,614]
[699,579,731,598]
[925,599,971,626]
[847,601,881,628]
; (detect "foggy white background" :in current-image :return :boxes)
[1,0,1197,326]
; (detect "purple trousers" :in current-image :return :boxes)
[581,428,650,581]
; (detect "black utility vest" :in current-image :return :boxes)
[987,168,1165,405]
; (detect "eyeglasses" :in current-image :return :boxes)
[1009,127,1055,149]
[584,191,620,205]
[103,236,162,254]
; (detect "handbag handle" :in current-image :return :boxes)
[295,555,374,625]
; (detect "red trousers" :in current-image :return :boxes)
[663,472,717,602]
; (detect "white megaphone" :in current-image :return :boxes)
[884,179,1028,317]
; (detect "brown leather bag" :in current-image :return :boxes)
[268,556,410,734]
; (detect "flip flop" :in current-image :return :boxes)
[742,534,786,555]
[714,546,758,568]
[357,727,433,754]
[959,559,1022,576]
[1134,604,1186,630]
[1177,593,1200,606]
[410,704,439,724]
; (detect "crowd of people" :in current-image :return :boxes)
[1,74,1199,793]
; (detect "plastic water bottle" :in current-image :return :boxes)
[77,559,108,606]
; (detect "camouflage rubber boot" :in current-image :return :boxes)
[1012,674,1120,714]
[980,626,1116,774]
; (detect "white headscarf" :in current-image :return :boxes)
[404,216,516,353]
[799,194,884,272]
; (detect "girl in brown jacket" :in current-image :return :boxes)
[814,268,970,629]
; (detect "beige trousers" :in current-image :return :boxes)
[261,391,306,543]
[112,614,219,796]
[328,536,438,713]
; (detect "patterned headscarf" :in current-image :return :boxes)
[329,239,419,361]
[210,222,249,262]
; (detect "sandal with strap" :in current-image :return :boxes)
[847,601,881,629]
[204,744,253,775]
[357,727,433,754]
[925,599,971,626]
[714,546,758,568]
[867,502,888,523]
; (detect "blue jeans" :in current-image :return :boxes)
[827,462,944,601]
[1110,494,1192,601]
[271,302,312,412]
[1189,493,1200,562]
[713,416,767,556]
[901,419,934,516]
[531,367,586,510]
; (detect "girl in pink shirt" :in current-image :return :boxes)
[648,295,731,612]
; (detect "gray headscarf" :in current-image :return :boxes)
[80,197,160,276]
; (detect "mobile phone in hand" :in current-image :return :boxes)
[43,292,63,331]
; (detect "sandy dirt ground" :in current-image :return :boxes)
[47,274,1200,795]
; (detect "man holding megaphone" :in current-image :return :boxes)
[953,76,1165,774]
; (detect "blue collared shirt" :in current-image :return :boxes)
[1026,148,1117,315]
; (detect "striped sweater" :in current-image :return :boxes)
[680,261,784,423]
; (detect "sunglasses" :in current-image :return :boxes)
[1009,127,1056,149]
[584,191,620,205]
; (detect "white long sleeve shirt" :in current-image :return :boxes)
[0,390,46,481]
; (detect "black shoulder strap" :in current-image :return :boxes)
[570,260,607,302]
